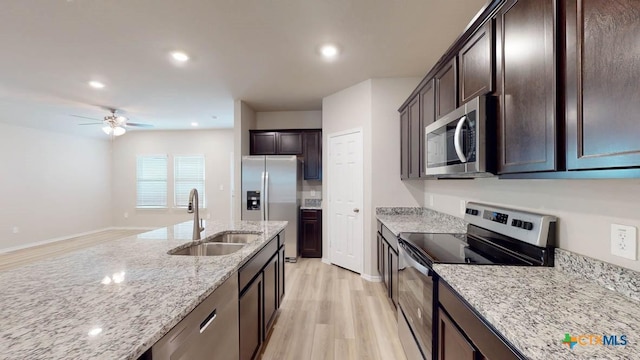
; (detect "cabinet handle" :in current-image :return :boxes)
[353,208,360,213]
[199,309,217,333]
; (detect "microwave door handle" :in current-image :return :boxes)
[454,115,468,163]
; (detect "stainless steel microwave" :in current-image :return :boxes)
[424,96,495,178]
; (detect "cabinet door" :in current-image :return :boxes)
[382,241,389,291]
[300,210,322,258]
[277,132,303,154]
[459,22,494,104]
[239,275,262,360]
[408,95,421,179]
[496,0,557,174]
[250,132,278,155]
[377,233,384,277]
[435,57,458,119]
[390,249,398,309]
[263,255,278,336]
[419,81,435,177]
[400,108,410,179]
[565,0,640,170]
[438,309,477,360]
[278,245,285,305]
[303,131,322,180]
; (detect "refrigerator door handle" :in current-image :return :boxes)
[260,171,266,221]
[265,171,269,221]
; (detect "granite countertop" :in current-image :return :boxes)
[376,207,468,235]
[0,219,287,360]
[434,262,640,359]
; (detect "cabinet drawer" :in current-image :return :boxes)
[301,209,319,220]
[239,236,279,292]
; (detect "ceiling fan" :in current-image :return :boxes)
[72,108,153,136]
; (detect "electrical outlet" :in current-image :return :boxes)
[123,212,128,219]
[219,184,224,191]
[429,195,434,207]
[611,224,637,260]
[311,190,316,197]
[460,200,466,215]
[12,226,19,234]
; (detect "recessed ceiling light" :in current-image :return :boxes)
[320,44,339,59]
[191,122,199,127]
[89,81,105,89]
[171,51,190,62]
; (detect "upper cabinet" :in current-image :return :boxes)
[400,107,410,179]
[250,129,322,180]
[496,0,557,174]
[459,22,494,105]
[565,0,640,171]
[435,58,458,119]
[408,96,421,179]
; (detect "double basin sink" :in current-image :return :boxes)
[169,232,260,256]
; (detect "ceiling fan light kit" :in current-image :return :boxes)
[102,125,126,136]
[73,109,152,137]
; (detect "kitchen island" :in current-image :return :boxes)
[0,219,287,360]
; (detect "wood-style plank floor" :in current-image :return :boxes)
[0,229,146,271]
[261,258,407,360]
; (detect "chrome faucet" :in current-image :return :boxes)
[187,188,205,240]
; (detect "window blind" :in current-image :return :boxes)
[174,155,205,207]
[136,155,168,208]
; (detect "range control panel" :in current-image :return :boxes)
[464,202,557,247]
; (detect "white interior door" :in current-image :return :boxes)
[328,129,363,273]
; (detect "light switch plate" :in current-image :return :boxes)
[611,224,637,260]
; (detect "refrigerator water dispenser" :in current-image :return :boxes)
[247,191,261,210]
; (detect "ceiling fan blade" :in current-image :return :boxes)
[126,122,154,128]
[71,114,102,121]
[78,122,103,125]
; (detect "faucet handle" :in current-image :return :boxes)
[200,218,205,232]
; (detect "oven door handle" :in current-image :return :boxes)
[453,115,468,163]
[398,244,431,277]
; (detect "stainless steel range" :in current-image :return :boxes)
[397,202,557,360]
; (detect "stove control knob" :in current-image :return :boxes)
[523,222,534,230]
[514,220,523,228]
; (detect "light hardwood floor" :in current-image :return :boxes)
[0,229,146,271]
[261,258,407,360]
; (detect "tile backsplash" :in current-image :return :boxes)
[304,198,322,207]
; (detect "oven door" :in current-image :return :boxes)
[424,96,488,177]
[398,241,434,360]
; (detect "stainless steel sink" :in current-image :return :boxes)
[170,243,246,256]
[208,233,259,244]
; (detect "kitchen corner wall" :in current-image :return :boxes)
[423,179,640,272]
[322,77,421,280]
[0,123,112,252]
[111,129,234,228]
[233,100,256,222]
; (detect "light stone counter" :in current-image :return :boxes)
[0,219,287,360]
[434,258,640,359]
[376,207,468,235]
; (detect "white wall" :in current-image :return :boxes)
[233,100,256,221]
[0,123,112,251]
[423,178,640,272]
[322,77,421,279]
[111,130,234,227]
[255,110,322,129]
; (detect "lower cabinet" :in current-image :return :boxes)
[438,280,523,360]
[300,209,322,258]
[238,233,284,360]
[377,222,398,309]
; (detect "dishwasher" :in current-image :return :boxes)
[152,273,239,360]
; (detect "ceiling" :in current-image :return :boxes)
[0,0,487,138]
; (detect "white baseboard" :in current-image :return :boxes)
[361,273,382,282]
[0,227,153,254]
[321,258,332,265]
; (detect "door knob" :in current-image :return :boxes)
[353,208,360,213]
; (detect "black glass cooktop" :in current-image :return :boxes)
[398,231,537,267]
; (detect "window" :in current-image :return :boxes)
[136,155,168,208]
[174,155,205,208]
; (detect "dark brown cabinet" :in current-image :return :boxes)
[565,0,640,171]
[459,22,494,104]
[238,234,283,360]
[496,0,558,174]
[250,132,277,155]
[250,129,322,180]
[299,209,322,258]
[302,131,322,180]
[277,132,303,154]
[435,57,458,119]
[400,108,410,179]
[378,222,398,309]
[408,96,421,179]
[438,309,477,360]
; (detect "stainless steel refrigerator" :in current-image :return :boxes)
[241,155,301,261]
